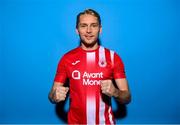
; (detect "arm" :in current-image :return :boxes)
[48,82,69,103]
[49,55,69,103]
[113,78,131,104]
[101,78,131,104]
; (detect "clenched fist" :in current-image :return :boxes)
[53,86,69,102]
[49,83,69,103]
[100,80,116,97]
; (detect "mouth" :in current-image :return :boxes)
[85,35,94,40]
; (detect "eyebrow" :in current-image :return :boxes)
[79,23,99,25]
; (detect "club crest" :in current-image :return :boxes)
[98,60,107,67]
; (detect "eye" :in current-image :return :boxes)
[79,24,87,28]
[91,24,99,28]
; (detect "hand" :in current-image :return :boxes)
[100,80,116,97]
[53,86,69,102]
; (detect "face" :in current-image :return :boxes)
[76,14,102,48]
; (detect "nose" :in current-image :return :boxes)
[86,26,92,33]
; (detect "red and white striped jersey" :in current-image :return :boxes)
[54,46,126,124]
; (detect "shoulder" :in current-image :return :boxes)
[100,46,114,52]
[100,46,117,56]
[64,47,80,56]
[100,46,123,61]
[60,47,81,61]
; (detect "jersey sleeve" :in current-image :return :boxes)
[113,52,126,79]
[54,55,68,84]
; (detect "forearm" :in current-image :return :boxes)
[48,82,63,103]
[48,88,56,103]
[113,88,131,104]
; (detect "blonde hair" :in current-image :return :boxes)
[76,9,101,28]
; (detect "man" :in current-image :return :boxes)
[49,9,131,124]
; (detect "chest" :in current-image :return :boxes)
[66,52,113,80]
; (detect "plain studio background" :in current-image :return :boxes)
[0,0,179,124]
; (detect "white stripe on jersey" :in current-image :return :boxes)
[110,50,114,66]
[86,52,96,124]
[99,94,105,124]
[99,46,106,60]
[87,97,96,124]
[87,52,95,64]
[108,107,114,124]
[99,46,107,67]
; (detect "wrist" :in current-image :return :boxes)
[113,88,120,98]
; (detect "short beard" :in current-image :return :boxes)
[80,39,100,48]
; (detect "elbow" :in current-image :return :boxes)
[119,91,132,104]
[48,92,56,104]
[124,92,131,104]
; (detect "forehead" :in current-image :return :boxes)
[79,14,99,24]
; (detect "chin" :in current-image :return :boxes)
[82,40,97,47]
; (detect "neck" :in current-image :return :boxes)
[81,42,99,51]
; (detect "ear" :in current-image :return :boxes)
[76,28,79,34]
[99,26,102,34]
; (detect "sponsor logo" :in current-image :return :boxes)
[72,70,80,79]
[72,70,103,85]
[83,72,103,79]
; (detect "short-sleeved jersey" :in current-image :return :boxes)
[54,46,126,124]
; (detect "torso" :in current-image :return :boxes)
[62,46,116,124]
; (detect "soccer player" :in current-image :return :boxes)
[49,9,131,124]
